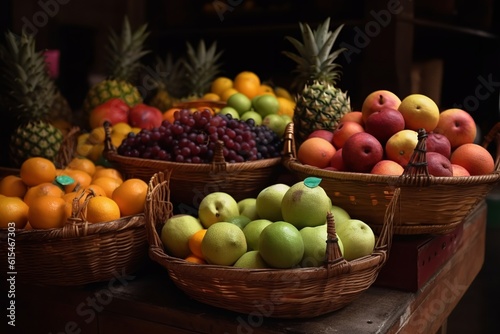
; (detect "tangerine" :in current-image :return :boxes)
[211,77,233,96]
[20,157,57,187]
[233,78,260,99]
[0,196,29,228]
[188,229,207,259]
[67,157,96,177]
[86,196,121,223]
[220,88,239,101]
[162,108,180,123]
[92,168,123,182]
[184,254,206,264]
[91,176,122,198]
[297,137,336,169]
[23,182,65,207]
[0,175,28,198]
[60,169,92,193]
[28,195,67,229]
[111,178,148,216]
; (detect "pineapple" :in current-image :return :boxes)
[82,17,150,118]
[182,39,223,99]
[148,53,187,111]
[0,31,63,167]
[283,17,351,146]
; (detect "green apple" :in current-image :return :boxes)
[300,224,344,267]
[240,110,263,125]
[330,204,351,234]
[237,198,259,221]
[233,250,269,268]
[281,114,293,125]
[161,214,204,258]
[242,219,272,251]
[198,192,240,228]
[226,215,252,229]
[227,92,251,115]
[252,94,280,117]
[219,106,240,119]
[262,114,286,137]
[337,219,375,261]
[256,183,290,221]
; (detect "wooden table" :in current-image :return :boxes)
[7,202,487,334]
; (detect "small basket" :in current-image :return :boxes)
[283,122,500,235]
[144,171,398,319]
[103,123,282,210]
[0,189,148,286]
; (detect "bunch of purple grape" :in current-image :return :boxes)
[116,109,282,163]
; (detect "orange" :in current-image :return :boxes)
[163,108,181,123]
[0,196,29,229]
[0,175,28,198]
[385,129,418,167]
[188,229,207,259]
[111,178,148,216]
[184,254,206,264]
[20,157,57,187]
[277,97,295,118]
[90,176,122,198]
[60,169,92,193]
[220,88,239,101]
[202,92,221,101]
[450,143,495,176]
[82,184,107,198]
[233,78,260,99]
[234,71,261,87]
[258,84,275,96]
[297,137,336,169]
[370,160,404,175]
[211,76,233,96]
[85,196,121,223]
[28,195,67,229]
[67,157,96,176]
[23,182,65,207]
[339,111,364,126]
[92,167,123,182]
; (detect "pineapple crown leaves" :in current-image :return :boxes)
[283,17,347,91]
[0,31,56,122]
[105,16,151,83]
[182,39,224,98]
[153,53,188,98]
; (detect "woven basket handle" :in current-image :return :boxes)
[102,120,117,159]
[397,128,431,187]
[482,121,500,172]
[60,189,94,238]
[374,187,399,253]
[282,122,297,161]
[55,126,80,169]
[145,171,174,250]
[210,140,228,173]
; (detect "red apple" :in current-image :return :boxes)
[308,129,334,143]
[342,132,384,173]
[426,152,453,177]
[361,90,401,123]
[364,108,405,144]
[451,163,470,177]
[426,132,451,158]
[329,148,346,171]
[89,98,130,129]
[433,108,477,149]
[128,103,163,129]
[331,121,365,149]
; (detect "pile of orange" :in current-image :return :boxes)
[0,156,149,230]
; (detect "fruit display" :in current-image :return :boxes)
[160,177,376,268]
[294,90,496,177]
[0,156,147,229]
[283,17,351,147]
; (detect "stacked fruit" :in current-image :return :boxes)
[117,109,282,163]
[160,177,375,268]
[0,157,148,230]
[297,90,495,177]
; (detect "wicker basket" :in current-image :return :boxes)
[0,189,148,286]
[283,122,500,235]
[103,123,282,209]
[144,171,398,319]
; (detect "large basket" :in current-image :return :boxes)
[103,123,282,210]
[144,171,398,319]
[283,122,500,235]
[0,190,148,286]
